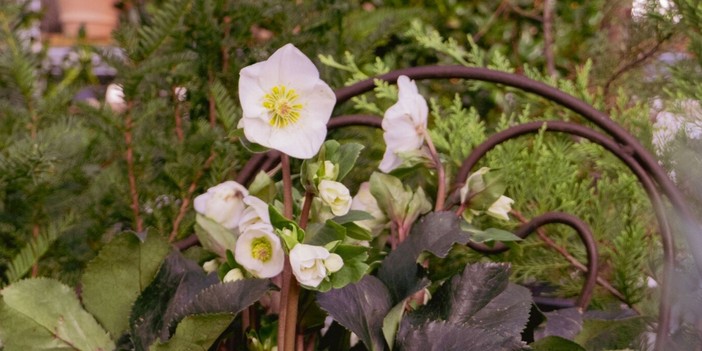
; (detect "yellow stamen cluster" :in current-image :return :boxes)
[251,237,273,262]
[263,85,302,128]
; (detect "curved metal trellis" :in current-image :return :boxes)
[178,65,700,350]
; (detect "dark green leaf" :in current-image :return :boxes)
[0,278,115,351]
[377,211,471,304]
[343,222,373,241]
[317,276,392,351]
[574,315,647,350]
[333,210,375,224]
[530,336,586,351]
[149,314,235,351]
[329,244,370,290]
[468,228,522,244]
[336,143,364,181]
[534,308,583,340]
[304,220,346,246]
[396,319,528,351]
[130,252,218,351]
[82,231,171,337]
[174,279,272,321]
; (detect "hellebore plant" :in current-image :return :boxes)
[190,45,523,350]
[0,43,530,351]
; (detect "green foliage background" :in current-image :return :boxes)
[0,0,699,331]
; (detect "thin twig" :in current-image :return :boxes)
[168,151,217,242]
[511,210,633,306]
[603,33,673,98]
[543,0,557,77]
[472,0,509,42]
[124,101,143,232]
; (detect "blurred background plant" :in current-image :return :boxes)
[0,0,700,345]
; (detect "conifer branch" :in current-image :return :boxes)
[511,210,631,306]
[169,151,217,242]
[124,102,143,232]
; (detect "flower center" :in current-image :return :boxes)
[250,237,273,262]
[263,85,302,128]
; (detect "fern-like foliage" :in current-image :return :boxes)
[4,214,76,285]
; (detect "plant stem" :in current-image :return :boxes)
[279,154,299,351]
[30,223,39,277]
[124,102,143,232]
[299,191,314,229]
[173,87,184,143]
[423,133,446,211]
[169,151,217,242]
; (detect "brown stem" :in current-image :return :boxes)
[173,87,184,143]
[423,133,445,211]
[279,154,299,351]
[296,334,304,351]
[299,191,314,230]
[30,224,40,277]
[511,210,631,306]
[169,151,217,242]
[543,0,556,77]
[208,72,217,127]
[124,102,143,232]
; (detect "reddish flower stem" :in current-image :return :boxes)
[423,133,446,211]
[278,154,299,351]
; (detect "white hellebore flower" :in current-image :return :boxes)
[318,180,352,216]
[238,43,336,159]
[486,195,514,221]
[289,244,343,287]
[379,75,429,173]
[238,195,272,232]
[350,182,387,235]
[235,225,285,278]
[194,181,249,229]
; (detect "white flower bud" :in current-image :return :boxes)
[321,160,339,181]
[202,259,219,273]
[323,253,344,273]
[460,167,490,204]
[223,268,244,283]
[318,180,352,216]
[105,83,126,113]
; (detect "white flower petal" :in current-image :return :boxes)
[289,244,332,287]
[260,44,320,92]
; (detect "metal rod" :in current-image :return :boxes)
[469,212,598,309]
[454,120,674,345]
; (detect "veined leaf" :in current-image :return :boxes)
[0,278,115,351]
